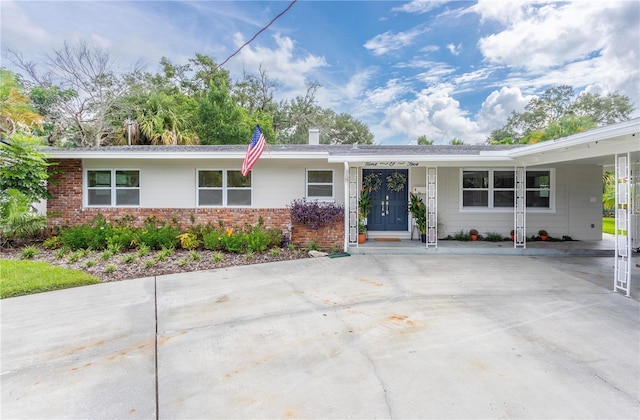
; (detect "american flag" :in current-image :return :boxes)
[241,125,266,176]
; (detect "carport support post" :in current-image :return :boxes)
[614,153,631,297]
[514,166,526,248]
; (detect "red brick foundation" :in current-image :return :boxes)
[47,159,345,250]
[291,220,344,251]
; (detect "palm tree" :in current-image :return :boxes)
[0,69,43,138]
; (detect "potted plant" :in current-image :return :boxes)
[358,219,367,244]
[469,229,478,241]
[409,192,427,242]
[538,229,548,241]
[510,229,515,241]
[358,187,374,242]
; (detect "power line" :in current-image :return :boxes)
[216,0,298,70]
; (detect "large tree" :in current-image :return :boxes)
[488,85,634,144]
[8,40,143,147]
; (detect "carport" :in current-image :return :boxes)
[337,118,639,297]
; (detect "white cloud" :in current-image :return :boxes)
[364,27,427,56]
[476,87,533,131]
[392,0,449,14]
[233,34,329,97]
[382,85,485,144]
[446,43,462,56]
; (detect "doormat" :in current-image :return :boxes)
[374,238,401,242]
[327,252,351,258]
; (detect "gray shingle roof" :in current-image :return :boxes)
[44,143,522,156]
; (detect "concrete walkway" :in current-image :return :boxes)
[2,255,639,419]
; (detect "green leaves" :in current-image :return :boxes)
[0,135,52,202]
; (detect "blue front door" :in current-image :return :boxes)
[364,169,409,232]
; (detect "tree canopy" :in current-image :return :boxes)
[488,85,634,144]
[5,41,374,147]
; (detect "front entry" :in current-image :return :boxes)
[363,169,409,232]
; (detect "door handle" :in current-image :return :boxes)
[385,195,389,215]
[381,200,385,216]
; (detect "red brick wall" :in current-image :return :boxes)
[47,158,344,250]
[291,220,344,251]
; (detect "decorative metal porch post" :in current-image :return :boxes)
[348,165,359,246]
[614,153,631,297]
[426,167,437,247]
[514,167,526,248]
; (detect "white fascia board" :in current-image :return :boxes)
[327,154,514,164]
[44,150,329,160]
[507,117,640,158]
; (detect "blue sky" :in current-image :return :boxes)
[2,0,639,144]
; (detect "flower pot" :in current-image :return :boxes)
[358,233,366,244]
[540,235,548,241]
[420,233,427,243]
[470,235,478,241]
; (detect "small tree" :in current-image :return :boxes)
[0,135,52,202]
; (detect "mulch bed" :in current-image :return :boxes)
[0,246,310,283]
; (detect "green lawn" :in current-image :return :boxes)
[0,260,101,299]
[602,217,615,235]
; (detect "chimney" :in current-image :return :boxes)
[309,128,320,145]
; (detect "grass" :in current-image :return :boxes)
[602,217,615,235]
[0,260,101,299]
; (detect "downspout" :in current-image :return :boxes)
[343,161,350,252]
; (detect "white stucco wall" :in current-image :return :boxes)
[82,158,345,209]
[433,164,603,240]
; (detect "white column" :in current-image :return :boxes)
[614,153,631,297]
[426,167,437,247]
[347,164,358,248]
[514,166,526,248]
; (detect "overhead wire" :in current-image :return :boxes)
[215,0,298,70]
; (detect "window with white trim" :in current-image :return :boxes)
[86,170,140,207]
[306,169,334,200]
[461,169,552,209]
[197,170,251,207]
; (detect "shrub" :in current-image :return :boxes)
[244,224,270,253]
[137,244,150,257]
[289,198,344,229]
[54,248,68,259]
[20,246,39,259]
[202,227,226,251]
[220,228,247,253]
[0,189,46,246]
[42,236,63,249]
[121,254,136,264]
[107,226,138,250]
[484,232,504,242]
[135,219,180,250]
[453,229,471,241]
[177,232,201,250]
[266,227,284,247]
[60,215,111,250]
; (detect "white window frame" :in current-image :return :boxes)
[85,169,140,208]
[197,169,252,207]
[306,169,334,201]
[460,168,554,212]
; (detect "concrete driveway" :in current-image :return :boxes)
[2,255,639,419]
